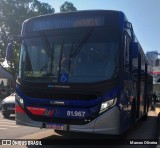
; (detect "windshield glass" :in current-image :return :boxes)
[19,27,119,83]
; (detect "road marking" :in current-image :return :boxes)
[0,119,19,129]
[0,124,19,127]
[0,119,15,123]
[0,121,16,124]
[0,127,7,130]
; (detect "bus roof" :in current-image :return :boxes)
[22,10,125,34]
[25,10,124,22]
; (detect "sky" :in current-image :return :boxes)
[40,0,160,54]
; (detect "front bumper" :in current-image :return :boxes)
[16,104,120,135]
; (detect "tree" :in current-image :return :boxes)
[0,0,55,88]
[60,1,77,12]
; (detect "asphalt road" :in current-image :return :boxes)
[0,113,45,139]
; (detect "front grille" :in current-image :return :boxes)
[24,91,99,100]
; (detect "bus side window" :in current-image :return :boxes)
[124,33,131,72]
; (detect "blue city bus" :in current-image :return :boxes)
[7,10,153,135]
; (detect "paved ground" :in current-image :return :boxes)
[0,114,44,139]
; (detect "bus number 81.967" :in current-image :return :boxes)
[67,111,85,117]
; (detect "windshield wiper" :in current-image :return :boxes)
[58,40,64,79]
[70,28,93,58]
[39,31,52,57]
[39,31,54,74]
[66,28,93,72]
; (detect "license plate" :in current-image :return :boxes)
[46,123,64,130]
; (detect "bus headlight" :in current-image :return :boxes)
[100,98,117,113]
[19,98,24,105]
[17,95,24,107]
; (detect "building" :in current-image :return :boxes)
[0,64,13,87]
[146,51,158,66]
[146,51,160,98]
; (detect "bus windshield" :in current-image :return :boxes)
[19,27,119,83]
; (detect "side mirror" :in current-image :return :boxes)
[131,42,139,58]
[6,43,14,61]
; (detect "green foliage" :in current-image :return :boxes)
[60,1,77,12]
[0,0,55,85]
